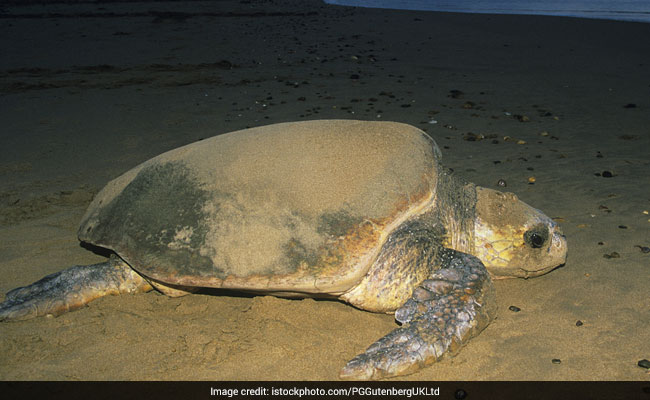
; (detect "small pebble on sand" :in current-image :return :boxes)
[634,245,650,253]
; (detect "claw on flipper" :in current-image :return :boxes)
[340,250,496,380]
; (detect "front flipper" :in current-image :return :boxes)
[0,256,152,322]
[340,249,496,380]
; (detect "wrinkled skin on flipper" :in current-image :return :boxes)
[340,249,496,380]
[0,257,152,322]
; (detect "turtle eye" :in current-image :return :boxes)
[524,225,549,249]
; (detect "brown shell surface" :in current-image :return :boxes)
[77,120,440,295]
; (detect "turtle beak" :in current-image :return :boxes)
[548,227,568,267]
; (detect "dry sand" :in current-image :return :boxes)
[0,0,648,381]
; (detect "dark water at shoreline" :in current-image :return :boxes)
[325,0,650,23]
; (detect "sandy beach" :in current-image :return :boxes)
[0,0,648,381]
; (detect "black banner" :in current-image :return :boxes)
[2,381,649,400]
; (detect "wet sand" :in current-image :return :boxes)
[0,0,648,380]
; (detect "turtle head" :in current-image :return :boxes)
[473,187,567,279]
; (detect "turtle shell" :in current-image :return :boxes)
[78,120,441,295]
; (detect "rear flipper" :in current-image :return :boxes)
[340,249,497,380]
[0,256,152,322]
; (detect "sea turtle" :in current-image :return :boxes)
[0,120,567,379]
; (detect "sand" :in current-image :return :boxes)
[0,0,648,381]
